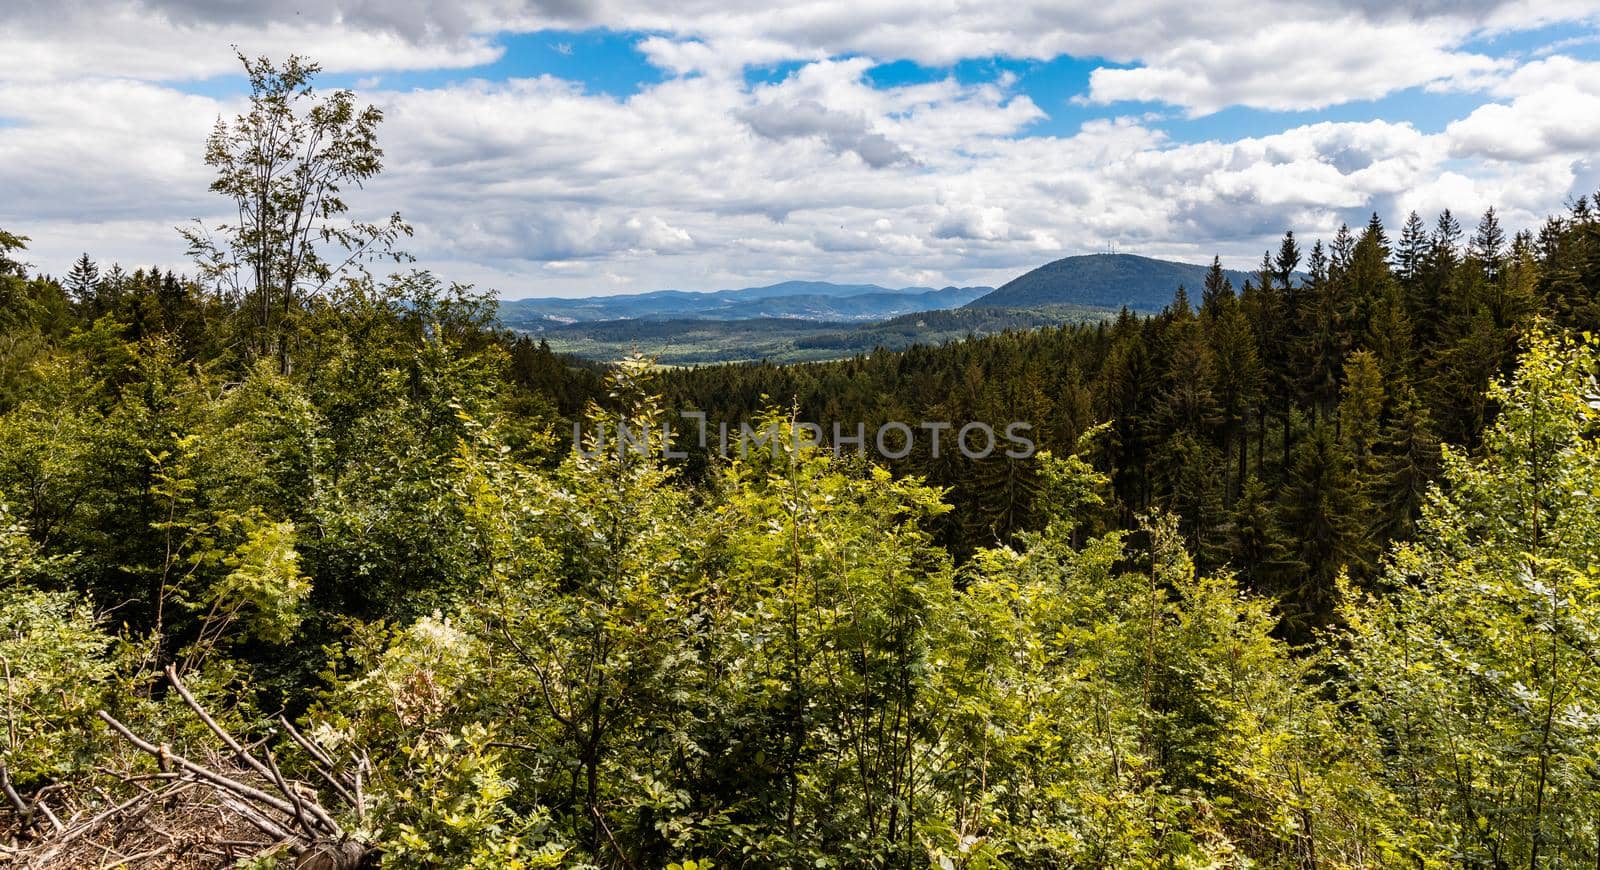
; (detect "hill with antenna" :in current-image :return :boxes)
[967,253,1255,313]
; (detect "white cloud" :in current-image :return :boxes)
[1447,56,1600,160]
[0,2,1596,295]
[0,5,505,82]
[1085,17,1508,115]
[4,0,1595,113]
[740,100,915,169]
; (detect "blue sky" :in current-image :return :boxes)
[1,2,1598,297]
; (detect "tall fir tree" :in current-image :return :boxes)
[1470,206,1506,282]
[65,253,99,306]
[1278,424,1369,635]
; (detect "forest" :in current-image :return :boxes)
[3,53,1600,869]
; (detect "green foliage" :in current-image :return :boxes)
[376,723,567,868]
[0,511,123,786]
[0,586,122,785]
[11,57,1600,868]
[1340,324,1600,866]
[948,505,1394,867]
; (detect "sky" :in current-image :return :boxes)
[1,1,1598,298]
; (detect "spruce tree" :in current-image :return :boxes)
[1395,210,1428,285]
[1274,230,1301,289]
[1227,475,1301,596]
[65,253,99,305]
[1200,256,1232,322]
[1337,350,1385,464]
[1208,296,1263,502]
[1302,239,1349,421]
[1278,424,1368,634]
[1469,206,1506,282]
[1366,384,1439,545]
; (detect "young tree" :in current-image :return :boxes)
[181,53,411,374]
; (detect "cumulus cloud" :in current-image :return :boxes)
[4,0,1595,113]
[1446,57,1600,160]
[0,1,1597,294]
[0,3,506,82]
[1084,17,1507,115]
[933,204,1011,241]
[740,100,914,168]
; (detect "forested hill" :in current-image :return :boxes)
[969,252,1258,311]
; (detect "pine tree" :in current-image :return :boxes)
[1227,475,1301,596]
[1341,328,1600,867]
[1348,215,1394,341]
[1098,318,1156,518]
[1337,350,1385,464]
[1330,223,1356,276]
[1302,240,1349,421]
[1431,209,1463,270]
[1248,251,1297,471]
[1208,296,1263,502]
[1535,195,1600,332]
[1154,294,1220,439]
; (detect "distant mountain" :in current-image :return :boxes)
[967,254,1255,313]
[500,281,992,326]
[505,254,1267,366]
[529,305,1118,366]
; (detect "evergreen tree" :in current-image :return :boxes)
[1278,424,1368,634]
[1342,328,1600,867]
[1367,384,1439,545]
[1302,239,1349,420]
[1337,349,1385,464]
[1469,205,1506,281]
[1208,295,1263,502]
[1200,255,1232,322]
[65,253,99,305]
[1536,194,1600,332]
[1274,230,1302,289]
[1395,210,1428,285]
[1227,475,1301,595]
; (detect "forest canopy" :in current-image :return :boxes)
[3,53,1600,868]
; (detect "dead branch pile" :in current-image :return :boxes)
[0,667,375,869]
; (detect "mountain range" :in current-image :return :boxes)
[503,253,1254,364]
[499,281,991,326]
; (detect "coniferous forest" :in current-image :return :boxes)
[5,54,1600,869]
